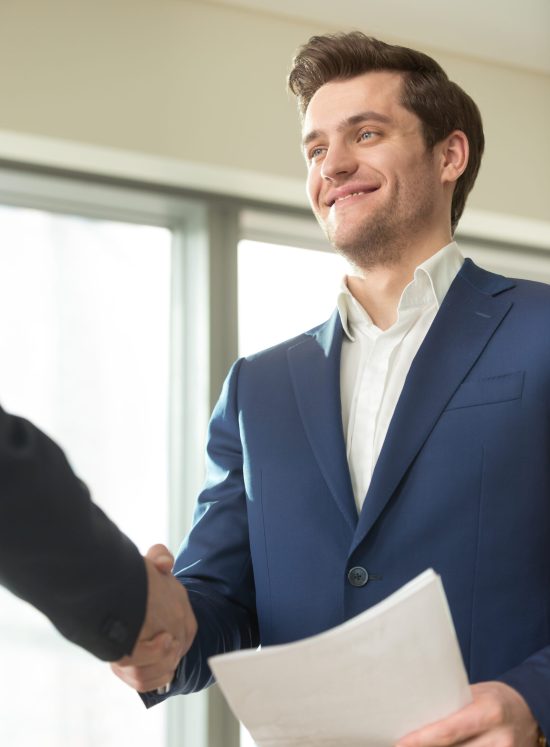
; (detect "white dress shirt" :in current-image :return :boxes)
[338,242,464,511]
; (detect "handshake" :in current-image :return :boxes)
[110,544,197,694]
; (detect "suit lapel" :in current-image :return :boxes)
[287,310,358,532]
[350,259,516,554]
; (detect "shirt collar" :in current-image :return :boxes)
[337,241,464,341]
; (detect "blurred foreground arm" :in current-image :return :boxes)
[0,405,147,660]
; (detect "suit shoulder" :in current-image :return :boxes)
[508,276,550,307]
[240,319,329,364]
[465,259,550,309]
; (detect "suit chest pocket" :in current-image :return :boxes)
[445,370,524,411]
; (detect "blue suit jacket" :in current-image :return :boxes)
[147,259,550,735]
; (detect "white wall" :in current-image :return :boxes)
[0,0,548,223]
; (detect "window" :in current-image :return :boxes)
[238,239,350,358]
[0,203,172,745]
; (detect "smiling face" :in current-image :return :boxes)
[303,71,450,270]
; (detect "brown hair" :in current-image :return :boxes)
[288,32,484,233]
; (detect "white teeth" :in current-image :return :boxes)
[336,191,365,202]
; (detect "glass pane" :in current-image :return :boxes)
[238,239,349,747]
[0,204,171,746]
[238,239,350,358]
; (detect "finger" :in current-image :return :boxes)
[111,640,183,692]
[111,663,175,693]
[399,735,496,747]
[456,731,511,747]
[119,632,174,666]
[111,654,179,691]
[111,662,173,693]
[396,699,492,747]
[146,543,174,574]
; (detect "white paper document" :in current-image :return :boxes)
[209,569,471,747]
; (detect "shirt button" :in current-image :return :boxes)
[347,566,369,587]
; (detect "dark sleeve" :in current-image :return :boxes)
[0,405,147,661]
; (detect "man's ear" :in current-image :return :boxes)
[439,130,469,185]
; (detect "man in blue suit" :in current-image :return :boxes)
[113,33,549,745]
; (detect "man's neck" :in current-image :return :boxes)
[346,236,452,331]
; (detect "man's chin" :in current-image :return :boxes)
[328,230,404,270]
[326,228,373,260]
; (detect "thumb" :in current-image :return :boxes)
[146,543,174,574]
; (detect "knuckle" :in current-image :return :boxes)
[167,661,179,679]
[122,673,142,690]
[494,731,514,747]
[144,677,168,693]
[172,645,185,665]
[122,666,140,682]
[437,726,458,746]
[484,699,505,727]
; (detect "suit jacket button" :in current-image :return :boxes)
[103,618,129,644]
[348,566,369,587]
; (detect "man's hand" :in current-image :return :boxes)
[110,544,197,693]
[396,681,539,746]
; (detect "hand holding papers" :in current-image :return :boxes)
[209,569,471,747]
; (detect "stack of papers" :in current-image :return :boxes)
[209,569,471,747]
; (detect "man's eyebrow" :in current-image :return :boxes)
[302,110,393,149]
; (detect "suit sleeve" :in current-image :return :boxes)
[0,405,147,661]
[141,359,259,708]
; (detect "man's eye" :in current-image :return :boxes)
[309,146,326,161]
[360,131,376,142]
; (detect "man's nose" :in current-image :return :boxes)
[321,144,358,181]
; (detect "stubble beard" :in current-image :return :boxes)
[321,162,438,271]
[324,208,406,271]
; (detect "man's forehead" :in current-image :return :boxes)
[301,110,394,149]
[303,70,405,127]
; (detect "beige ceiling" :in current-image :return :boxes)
[209,0,550,74]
